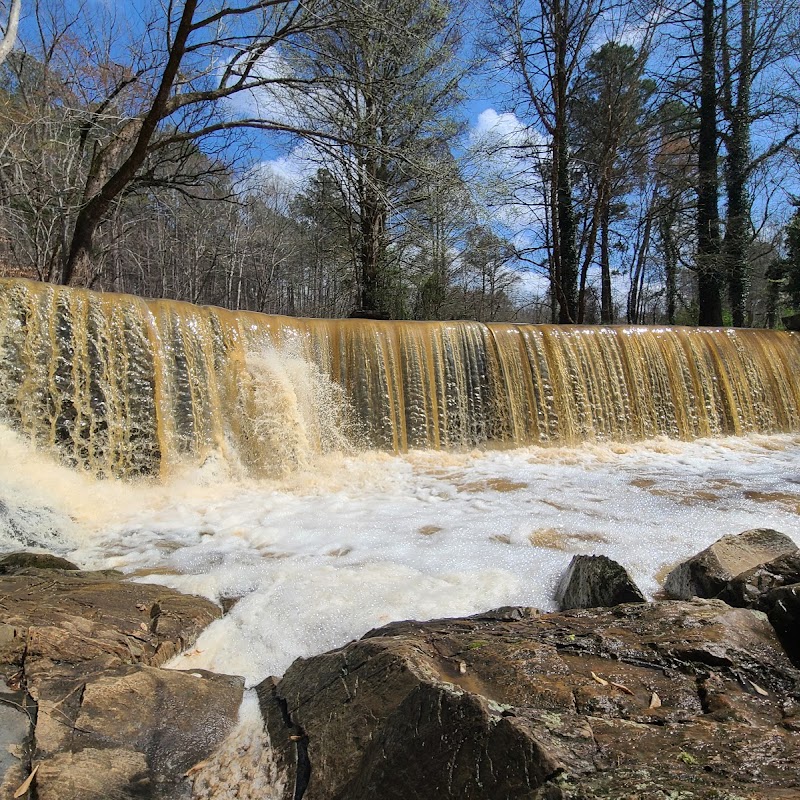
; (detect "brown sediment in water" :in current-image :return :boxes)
[3,277,800,478]
[528,528,610,551]
[457,478,528,493]
[743,490,800,514]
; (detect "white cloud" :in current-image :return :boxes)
[464,108,550,238]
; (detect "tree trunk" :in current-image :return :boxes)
[722,0,752,327]
[554,0,578,324]
[660,205,679,324]
[600,192,613,323]
[696,0,723,326]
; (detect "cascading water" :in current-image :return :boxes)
[2,278,800,477]
[2,278,800,798]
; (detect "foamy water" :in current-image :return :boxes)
[2,424,799,685]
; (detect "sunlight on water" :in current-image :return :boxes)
[2,423,799,685]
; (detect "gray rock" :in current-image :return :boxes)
[663,528,798,599]
[554,554,645,610]
[0,551,79,574]
[717,551,800,610]
[0,568,242,799]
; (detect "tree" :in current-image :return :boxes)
[665,0,797,326]
[719,0,796,325]
[768,207,800,313]
[0,0,20,67]
[283,0,466,316]
[695,0,724,325]
[290,168,358,316]
[487,0,624,323]
[572,41,653,322]
[4,0,329,287]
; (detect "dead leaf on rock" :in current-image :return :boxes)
[751,681,769,697]
[610,681,634,696]
[13,763,39,798]
[650,692,662,708]
[591,671,609,686]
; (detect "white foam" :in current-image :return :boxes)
[188,690,287,800]
[2,424,799,684]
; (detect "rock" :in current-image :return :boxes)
[0,681,34,797]
[0,569,220,675]
[717,551,800,610]
[219,595,241,615]
[0,566,243,799]
[768,584,800,667]
[33,665,243,800]
[348,309,391,320]
[0,551,79,574]
[554,554,645,610]
[259,600,800,800]
[663,528,798,600]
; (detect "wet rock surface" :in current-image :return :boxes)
[0,558,243,799]
[259,599,800,800]
[716,551,800,611]
[555,554,645,610]
[663,528,798,600]
[768,583,800,668]
[0,552,79,574]
[0,681,33,798]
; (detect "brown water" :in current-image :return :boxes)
[2,278,800,477]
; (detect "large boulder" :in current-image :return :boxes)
[259,600,800,800]
[716,551,800,610]
[768,584,800,667]
[0,561,244,799]
[554,554,645,610]
[663,528,798,600]
[0,551,79,574]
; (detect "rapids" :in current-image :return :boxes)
[0,278,799,684]
[2,423,799,684]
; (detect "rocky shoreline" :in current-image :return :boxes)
[2,529,800,799]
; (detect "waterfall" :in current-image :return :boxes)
[2,278,800,478]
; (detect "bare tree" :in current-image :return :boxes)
[0,0,20,66]
[486,0,638,323]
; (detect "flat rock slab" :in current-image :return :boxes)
[0,566,243,800]
[0,569,221,678]
[260,600,800,800]
[663,528,798,600]
[34,665,243,800]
